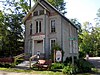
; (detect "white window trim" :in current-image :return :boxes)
[50,38,56,51]
[50,19,56,33]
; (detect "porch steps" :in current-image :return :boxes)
[15,61,37,69]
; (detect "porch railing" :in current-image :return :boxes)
[29,55,37,68]
[14,53,26,66]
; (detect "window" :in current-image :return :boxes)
[39,10,44,15]
[50,39,56,50]
[36,21,38,33]
[33,11,38,16]
[51,20,56,32]
[36,21,42,33]
[30,24,32,35]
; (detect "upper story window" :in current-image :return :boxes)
[30,24,32,35]
[33,11,38,16]
[39,10,44,15]
[50,20,56,32]
[36,21,42,33]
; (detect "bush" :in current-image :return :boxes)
[51,63,64,70]
[62,63,78,74]
[75,59,94,72]
[63,58,94,74]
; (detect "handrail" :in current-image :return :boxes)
[14,53,26,66]
[29,55,37,68]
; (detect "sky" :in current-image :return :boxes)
[0,0,100,25]
[65,0,100,25]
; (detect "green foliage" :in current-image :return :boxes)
[75,59,94,73]
[63,57,94,74]
[79,51,85,58]
[62,63,78,74]
[0,0,24,57]
[79,21,100,57]
[70,18,82,33]
[51,63,64,70]
[47,0,67,14]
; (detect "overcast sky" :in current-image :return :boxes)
[65,0,100,25]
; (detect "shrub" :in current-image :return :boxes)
[51,63,64,70]
[75,59,94,72]
[62,63,78,74]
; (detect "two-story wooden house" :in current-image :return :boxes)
[23,0,78,61]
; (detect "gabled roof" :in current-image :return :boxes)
[23,0,77,29]
[23,1,49,23]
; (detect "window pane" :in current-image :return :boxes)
[39,10,44,15]
[51,40,56,49]
[36,21,38,33]
[51,20,55,32]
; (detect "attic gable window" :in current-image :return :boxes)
[33,11,38,16]
[39,10,44,15]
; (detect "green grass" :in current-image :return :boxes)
[0,67,100,75]
[0,67,65,75]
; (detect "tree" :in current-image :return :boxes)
[79,21,100,57]
[47,0,67,14]
[70,18,82,33]
[0,0,24,57]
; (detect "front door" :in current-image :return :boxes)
[34,40,43,55]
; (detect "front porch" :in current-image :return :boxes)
[31,34,45,55]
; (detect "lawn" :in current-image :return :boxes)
[0,67,100,75]
[0,68,65,75]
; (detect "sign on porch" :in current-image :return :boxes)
[56,51,62,62]
[54,50,62,62]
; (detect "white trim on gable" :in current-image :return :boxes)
[23,1,49,23]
